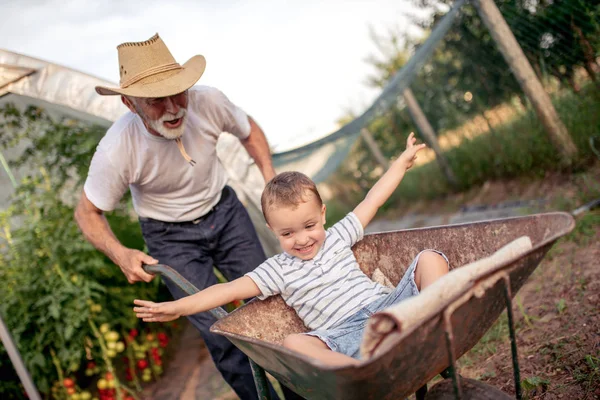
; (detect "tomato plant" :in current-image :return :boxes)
[0,105,177,398]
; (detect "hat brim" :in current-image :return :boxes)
[95,55,206,97]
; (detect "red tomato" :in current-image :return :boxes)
[63,378,75,388]
[137,359,148,370]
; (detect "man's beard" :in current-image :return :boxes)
[147,109,187,139]
[135,105,187,140]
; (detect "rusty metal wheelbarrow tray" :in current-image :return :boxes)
[209,212,575,399]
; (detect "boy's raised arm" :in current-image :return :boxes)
[133,276,261,322]
[353,133,426,228]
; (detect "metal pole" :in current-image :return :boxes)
[0,149,18,188]
[0,315,42,400]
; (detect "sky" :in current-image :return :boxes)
[0,0,425,152]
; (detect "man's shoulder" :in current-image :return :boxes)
[189,85,223,104]
[99,112,139,150]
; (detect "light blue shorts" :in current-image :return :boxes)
[304,250,449,359]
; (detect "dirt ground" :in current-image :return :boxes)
[145,162,600,400]
[456,219,599,399]
[423,162,600,399]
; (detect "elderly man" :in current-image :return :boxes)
[75,34,301,400]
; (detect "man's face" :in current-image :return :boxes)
[266,194,327,260]
[124,91,189,139]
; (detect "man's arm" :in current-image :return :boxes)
[133,276,261,322]
[74,190,156,283]
[240,116,276,183]
[353,133,426,228]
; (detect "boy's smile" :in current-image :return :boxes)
[267,194,326,260]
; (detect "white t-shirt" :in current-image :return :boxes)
[246,213,392,331]
[84,86,251,222]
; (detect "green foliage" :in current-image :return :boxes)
[330,82,599,217]
[564,211,600,245]
[556,298,567,314]
[521,376,550,396]
[0,104,171,397]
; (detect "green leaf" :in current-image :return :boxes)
[556,298,567,314]
[64,325,74,341]
[48,303,60,319]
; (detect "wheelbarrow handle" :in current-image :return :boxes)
[142,263,228,320]
[142,264,273,398]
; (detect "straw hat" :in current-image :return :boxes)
[95,33,206,98]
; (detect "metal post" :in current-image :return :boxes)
[0,149,18,188]
[474,0,577,164]
[0,315,42,400]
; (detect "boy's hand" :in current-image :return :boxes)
[397,132,426,170]
[133,299,181,322]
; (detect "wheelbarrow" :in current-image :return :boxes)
[144,211,575,399]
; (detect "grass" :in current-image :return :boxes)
[565,212,600,244]
[326,85,599,224]
[389,85,599,203]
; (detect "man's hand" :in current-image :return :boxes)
[74,191,159,284]
[114,248,158,283]
[133,299,181,322]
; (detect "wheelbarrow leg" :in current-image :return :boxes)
[416,384,428,400]
[442,311,462,400]
[502,276,522,400]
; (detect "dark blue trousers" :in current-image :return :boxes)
[140,186,302,400]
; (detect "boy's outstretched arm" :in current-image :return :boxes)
[353,132,426,228]
[133,276,261,322]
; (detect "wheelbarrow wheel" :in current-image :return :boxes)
[425,377,511,400]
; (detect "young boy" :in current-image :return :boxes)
[134,133,449,366]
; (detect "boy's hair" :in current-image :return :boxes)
[261,171,323,222]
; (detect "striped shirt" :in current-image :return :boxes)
[246,213,392,331]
